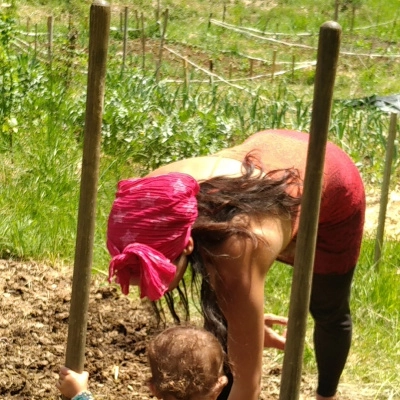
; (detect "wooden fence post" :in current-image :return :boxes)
[63,2,110,398]
[155,0,161,22]
[141,12,146,72]
[121,6,128,74]
[249,58,254,77]
[278,21,342,400]
[291,54,295,81]
[155,8,168,81]
[271,49,277,81]
[183,58,189,88]
[34,23,38,59]
[334,0,340,21]
[373,112,398,269]
[47,15,53,67]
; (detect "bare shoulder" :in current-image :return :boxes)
[210,215,292,286]
[146,156,243,181]
[250,215,292,259]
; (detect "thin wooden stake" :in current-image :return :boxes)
[47,15,53,67]
[279,21,342,400]
[155,9,168,81]
[350,4,356,33]
[209,59,214,85]
[63,2,110,397]
[271,49,277,81]
[291,54,295,81]
[121,6,128,74]
[155,0,161,22]
[334,0,340,21]
[135,9,139,29]
[373,112,398,270]
[141,13,146,72]
[183,58,189,88]
[34,23,38,59]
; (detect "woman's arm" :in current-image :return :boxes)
[212,223,285,400]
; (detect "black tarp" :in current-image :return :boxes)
[343,94,400,114]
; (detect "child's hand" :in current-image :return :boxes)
[263,313,288,350]
[56,366,89,399]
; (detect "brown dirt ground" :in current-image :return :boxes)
[1,188,399,400]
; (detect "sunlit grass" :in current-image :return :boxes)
[263,240,400,397]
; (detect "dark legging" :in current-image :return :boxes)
[217,267,355,400]
[310,267,355,397]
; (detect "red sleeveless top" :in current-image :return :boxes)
[216,129,366,274]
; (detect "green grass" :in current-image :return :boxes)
[264,241,400,397]
[1,0,399,396]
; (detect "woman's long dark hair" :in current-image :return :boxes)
[153,153,301,348]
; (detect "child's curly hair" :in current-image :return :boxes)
[147,326,226,399]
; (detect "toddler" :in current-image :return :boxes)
[57,325,228,400]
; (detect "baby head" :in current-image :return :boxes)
[147,326,228,400]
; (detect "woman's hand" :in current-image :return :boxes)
[263,313,288,350]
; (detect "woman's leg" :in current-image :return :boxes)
[309,267,355,397]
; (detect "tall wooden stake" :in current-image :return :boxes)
[279,21,342,400]
[47,15,53,68]
[155,8,168,81]
[63,2,110,398]
[373,112,398,270]
[121,6,128,75]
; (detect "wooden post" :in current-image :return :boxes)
[271,50,277,81]
[47,15,53,67]
[209,59,214,85]
[141,12,146,72]
[249,58,254,77]
[121,6,128,74]
[279,21,342,400]
[155,0,161,22]
[334,0,340,21]
[183,58,189,88]
[350,4,356,33]
[34,23,38,59]
[63,2,110,396]
[291,54,295,82]
[373,113,398,270]
[135,9,139,29]
[155,9,168,81]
